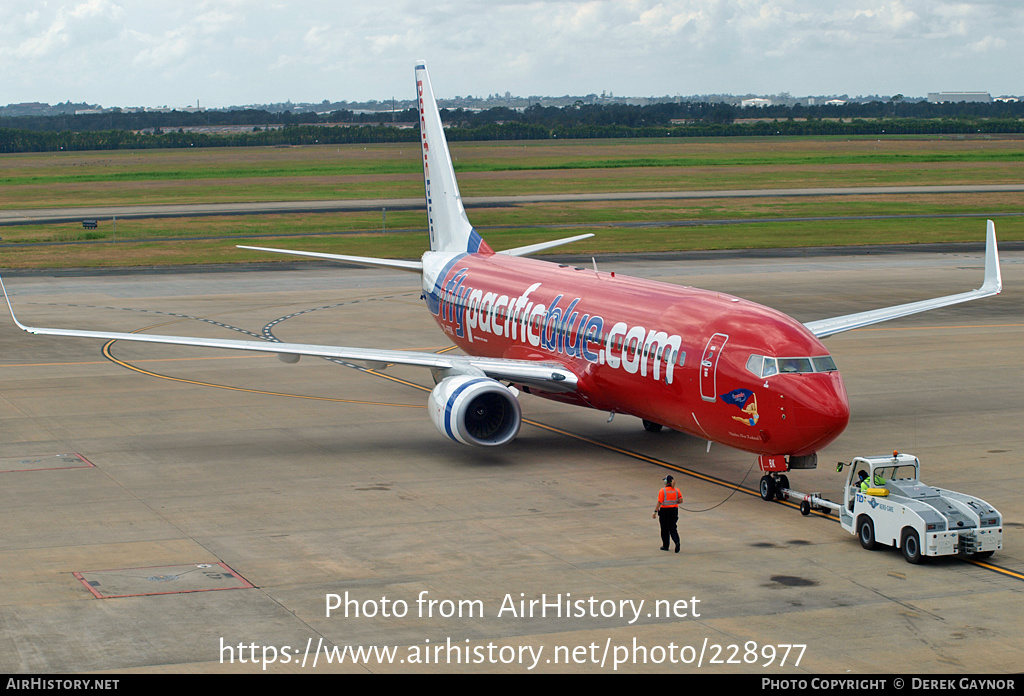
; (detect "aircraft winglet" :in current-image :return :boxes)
[980,218,1002,295]
[1,274,32,333]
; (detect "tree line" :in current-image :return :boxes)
[4,98,1022,132]
[1,101,1022,153]
[0,107,421,133]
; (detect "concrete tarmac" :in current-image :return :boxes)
[1,247,1022,674]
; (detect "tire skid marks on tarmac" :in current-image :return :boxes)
[60,303,264,340]
[261,293,416,371]
[69,292,429,383]
[81,294,430,406]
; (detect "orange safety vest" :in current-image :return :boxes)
[658,487,682,508]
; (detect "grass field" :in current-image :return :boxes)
[1,135,1022,268]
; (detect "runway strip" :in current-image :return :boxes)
[4,184,1024,225]
[5,211,1024,252]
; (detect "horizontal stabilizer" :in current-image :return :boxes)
[498,233,595,257]
[237,245,422,272]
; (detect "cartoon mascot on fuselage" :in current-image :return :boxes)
[721,388,759,426]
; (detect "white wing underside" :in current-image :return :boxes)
[0,278,577,393]
[803,221,1002,339]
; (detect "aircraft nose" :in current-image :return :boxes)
[818,372,850,438]
[788,372,850,455]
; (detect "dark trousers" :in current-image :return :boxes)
[659,507,680,548]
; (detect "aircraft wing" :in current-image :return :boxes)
[804,221,1002,339]
[0,276,578,393]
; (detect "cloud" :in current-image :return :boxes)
[70,0,122,20]
[130,28,192,69]
[2,0,124,59]
[968,35,1007,52]
[0,0,1020,106]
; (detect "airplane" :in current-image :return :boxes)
[0,62,1003,502]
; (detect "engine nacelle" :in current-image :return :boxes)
[427,375,522,446]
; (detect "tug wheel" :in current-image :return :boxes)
[858,516,877,550]
[901,528,923,564]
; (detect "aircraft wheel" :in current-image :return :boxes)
[901,528,923,564]
[971,550,994,560]
[776,474,790,500]
[759,475,776,501]
[642,420,663,432]
[800,500,811,516]
[858,516,877,550]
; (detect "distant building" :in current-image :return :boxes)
[825,99,847,106]
[10,102,49,113]
[741,98,771,108]
[994,95,1019,102]
[927,92,992,103]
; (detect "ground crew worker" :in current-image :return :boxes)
[859,471,886,491]
[653,475,682,553]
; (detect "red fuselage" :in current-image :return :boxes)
[426,250,850,457]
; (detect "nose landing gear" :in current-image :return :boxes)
[759,473,790,501]
[757,453,816,500]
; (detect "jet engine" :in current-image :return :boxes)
[427,375,522,446]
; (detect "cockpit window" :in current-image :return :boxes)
[746,354,837,378]
[812,356,837,372]
[779,357,813,373]
[745,354,764,376]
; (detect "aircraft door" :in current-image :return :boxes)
[700,332,729,402]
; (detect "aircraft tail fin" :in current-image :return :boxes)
[415,61,492,255]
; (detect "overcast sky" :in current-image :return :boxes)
[1,0,1020,108]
